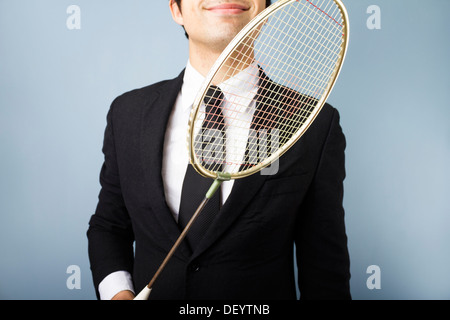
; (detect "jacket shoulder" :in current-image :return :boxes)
[107,70,185,118]
[115,73,183,105]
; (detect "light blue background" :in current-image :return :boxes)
[1,0,449,300]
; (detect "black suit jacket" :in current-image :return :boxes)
[87,70,351,300]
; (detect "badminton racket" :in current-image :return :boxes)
[135,0,349,300]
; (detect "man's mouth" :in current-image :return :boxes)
[206,3,249,15]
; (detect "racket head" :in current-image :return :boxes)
[187,0,349,180]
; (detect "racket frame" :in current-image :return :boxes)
[187,0,349,180]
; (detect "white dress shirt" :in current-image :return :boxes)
[98,60,259,299]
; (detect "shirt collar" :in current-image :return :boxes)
[220,62,259,114]
[180,60,205,113]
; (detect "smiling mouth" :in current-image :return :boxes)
[206,3,249,15]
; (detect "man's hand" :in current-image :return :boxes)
[111,290,135,300]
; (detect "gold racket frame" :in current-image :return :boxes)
[187,0,350,180]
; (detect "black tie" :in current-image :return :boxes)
[178,85,225,252]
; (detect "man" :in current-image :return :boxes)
[87,0,351,300]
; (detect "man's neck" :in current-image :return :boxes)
[188,42,255,85]
[188,46,219,78]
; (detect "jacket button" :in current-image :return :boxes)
[189,264,200,272]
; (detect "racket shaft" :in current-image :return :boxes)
[146,197,209,289]
[142,179,223,297]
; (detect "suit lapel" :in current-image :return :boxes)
[140,70,192,259]
[192,172,268,259]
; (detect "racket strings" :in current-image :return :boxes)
[192,0,346,175]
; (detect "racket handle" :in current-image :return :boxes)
[136,177,229,300]
[137,190,213,299]
[134,286,152,300]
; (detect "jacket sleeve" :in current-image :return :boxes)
[295,107,351,300]
[87,98,135,299]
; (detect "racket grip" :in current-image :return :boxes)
[134,286,152,300]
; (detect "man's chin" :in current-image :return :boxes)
[214,24,249,45]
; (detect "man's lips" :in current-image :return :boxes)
[206,3,249,14]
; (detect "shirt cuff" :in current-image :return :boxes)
[98,271,135,300]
